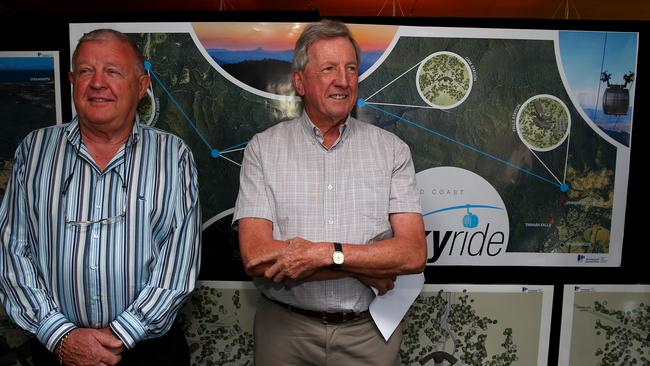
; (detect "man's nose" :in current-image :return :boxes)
[90,71,107,88]
[333,67,350,87]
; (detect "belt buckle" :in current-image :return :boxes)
[321,312,340,324]
[321,313,329,324]
[321,311,361,324]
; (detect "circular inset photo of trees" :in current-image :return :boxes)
[516,94,571,151]
[416,51,473,109]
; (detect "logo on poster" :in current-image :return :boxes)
[576,254,607,264]
[417,167,510,264]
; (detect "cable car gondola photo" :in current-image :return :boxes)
[600,71,634,115]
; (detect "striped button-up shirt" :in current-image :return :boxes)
[0,119,201,351]
[234,113,420,313]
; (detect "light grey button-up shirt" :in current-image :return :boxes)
[234,113,420,312]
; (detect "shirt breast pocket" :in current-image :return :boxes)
[345,167,391,221]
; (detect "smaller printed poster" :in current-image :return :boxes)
[0,51,61,201]
[403,284,554,366]
[558,284,650,366]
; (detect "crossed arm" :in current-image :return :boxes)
[238,212,426,295]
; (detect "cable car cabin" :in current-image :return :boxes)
[602,85,629,115]
[463,211,479,228]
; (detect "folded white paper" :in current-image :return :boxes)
[369,272,425,341]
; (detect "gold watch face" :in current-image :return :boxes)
[333,251,345,265]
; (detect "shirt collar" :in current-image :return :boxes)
[65,117,141,149]
[65,117,140,174]
[301,112,352,149]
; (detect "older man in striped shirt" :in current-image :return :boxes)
[0,29,201,365]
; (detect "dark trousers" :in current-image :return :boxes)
[30,323,190,366]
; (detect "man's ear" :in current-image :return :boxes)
[292,71,305,96]
[138,74,151,100]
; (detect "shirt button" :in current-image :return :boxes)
[327,184,333,190]
[90,266,97,270]
[328,219,334,225]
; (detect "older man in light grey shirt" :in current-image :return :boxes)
[233,19,426,366]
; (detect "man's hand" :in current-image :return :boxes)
[247,237,329,283]
[59,328,124,366]
[356,275,396,295]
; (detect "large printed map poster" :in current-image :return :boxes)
[70,23,637,267]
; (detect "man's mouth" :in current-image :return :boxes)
[88,97,113,102]
[330,94,348,100]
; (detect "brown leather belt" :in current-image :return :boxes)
[264,295,370,324]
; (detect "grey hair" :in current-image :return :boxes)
[71,29,145,75]
[291,19,361,72]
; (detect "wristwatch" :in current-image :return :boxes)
[332,242,344,267]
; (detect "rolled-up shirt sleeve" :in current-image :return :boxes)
[388,139,421,214]
[233,135,272,225]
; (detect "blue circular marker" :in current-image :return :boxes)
[560,183,569,193]
[144,61,152,71]
[357,98,366,107]
[211,149,221,158]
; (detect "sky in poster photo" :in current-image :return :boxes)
[559,31,637,146]
[192,22,397,76]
